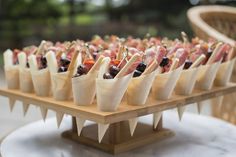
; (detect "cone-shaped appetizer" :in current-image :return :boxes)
[18,52,34,93]
[48,47,79,101]
[96,54,140,112]
[3,49,19,89]
[72,55,104,105]
[28,54,51,97]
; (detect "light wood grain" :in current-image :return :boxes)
[62,121,174,154]
[1,83,236,124]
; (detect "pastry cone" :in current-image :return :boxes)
[127,69,157,105]
[215,57,236,86]
[196,61,221,90]
[152,64,184,100]
[29,55,51,97]
[96,72,133,111]
[4,49,19,89]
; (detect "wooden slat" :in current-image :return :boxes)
[1,83,236,124]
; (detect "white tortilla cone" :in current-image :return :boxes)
[4,65,19,89]
[127,70,157,105]
[98,123,109,143]
[72,72,97,106]
[128,117,138,136]
[75,116,86,136]
[31,69,51,97]
[51,72,72,101]
[196,61,221,90]
[215,57,236,86]
[96,72,133,112]
[153,112,162,129]
[152,64,184,100]
[19,68,34,93]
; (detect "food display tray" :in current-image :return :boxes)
[1,83,236,154]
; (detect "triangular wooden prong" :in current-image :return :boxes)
[128,117,138,136]
[8,97,16,112]
[177,105,185,121]
[56,112,64,128]
[98,123,109,143]
[75,116,86,136]
[197,102,203,114]
[39,106,48,122]
[153,112,162,129]
[22,102,30,117]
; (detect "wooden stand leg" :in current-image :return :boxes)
[62,117,175,154]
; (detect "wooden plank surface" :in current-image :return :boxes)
[1,83,236,124]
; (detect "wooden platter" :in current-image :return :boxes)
[1,83,236,154]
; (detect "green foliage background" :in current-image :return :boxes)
[0,0,235,56]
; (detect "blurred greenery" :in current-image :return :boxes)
[0,0,235,53]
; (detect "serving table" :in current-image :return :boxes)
[0,83,236,154]
[1,112,236,157]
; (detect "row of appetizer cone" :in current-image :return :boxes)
[3,33,236,142]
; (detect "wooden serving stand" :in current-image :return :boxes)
[1,83,236,154]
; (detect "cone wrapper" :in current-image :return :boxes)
[72,72,97,106]
[152,65,184,100]
[175,67,199,95]
[31,68,51,97]
[96,73,133,112]
[22,102,30,116]
[196,61,221,90]
[215,58,236,86]
[51,72,72,101]
[4,65,19,89]
[175,67,199,121]
[127,70,157,105]
[177,105,185,121]
[128,118,138,136]
[19,68,34,93]
[75,117,86,136]
[98,123,109,143]
[153,112,162,129]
